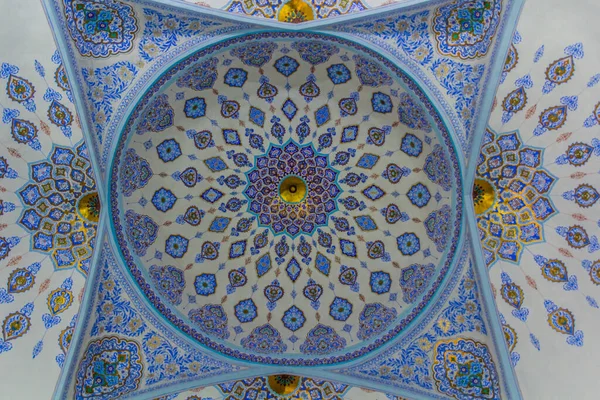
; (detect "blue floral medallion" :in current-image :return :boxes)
[433,0,502,59]
[75,336,143,399]
[433,338,500,399]
[64,0,138,58]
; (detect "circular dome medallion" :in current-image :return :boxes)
[278,175,308,204]
[110,32,462,365]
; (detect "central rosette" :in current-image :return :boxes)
[244,141,342,237]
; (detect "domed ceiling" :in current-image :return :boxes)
[4,0,600,399]
[0,0,548,398]
[110,32,461,364]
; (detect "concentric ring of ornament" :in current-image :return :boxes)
[109,31,462,365]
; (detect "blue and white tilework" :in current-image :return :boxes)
[55,236,244,399]
[482,0,600,398]
[327,0,520,155]
[0,0,92,397]
[109,32,462,366]
[45,0,255,177]
[10,0,600,398]
[336,243,518,400]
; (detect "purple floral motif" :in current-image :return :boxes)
[189,304,230,340]
[124,210,158,257]
[240,324,287,354]
[64,0,138,57]
[357,303,397,340]
[300,324,346,355]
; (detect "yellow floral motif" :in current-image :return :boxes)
[143,42,160,58]
[147,334,162,350]
[128,317,143,332]
[417,337,432,351]
[465,301,477,314]
[103,280,115,291]
[437,317,452,333]
[102,302,114,314]
[374,22,386,32]
[188,361,201,373]
[401,365,415,378]
[460,107,472,119]
[278,0,314,23]
[165,363,179,375]
[414,45,429,62]
[435,62,451,78]
[95,110,107,124]
[118,65,134,81]
[396,20,409,32]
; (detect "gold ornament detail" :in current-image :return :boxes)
[267,374,301,396]
[472,178,496,215]
[279,175,307,204]
[77,192,101,223]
